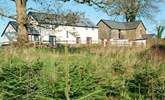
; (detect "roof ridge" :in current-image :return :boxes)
[102,19,142,23]
[28,11,56,15]
[27,11,96,27]
[100,19,144,30]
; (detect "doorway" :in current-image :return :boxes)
[86,37,92,44]
[49,35,56,46]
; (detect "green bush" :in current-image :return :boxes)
[0,59,43,100]
[112,60,126,74]
[127,64,164,99]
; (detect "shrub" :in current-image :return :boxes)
[0,59,43,100]
[112,60,126,74]
[127,64,164,99]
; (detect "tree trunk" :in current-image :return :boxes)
[16,0,28,46]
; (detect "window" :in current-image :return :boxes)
[118,29,121,39]
[87,37,92,44]
[76,37,81,44]
[49,35,56,46]
[33,34,40,42]
[140,29,142,34]
[66,31,69,38]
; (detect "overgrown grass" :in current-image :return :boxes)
[0,45,165,100]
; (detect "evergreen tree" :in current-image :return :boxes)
[0,59,43,100]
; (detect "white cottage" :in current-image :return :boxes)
[1,12,99,46]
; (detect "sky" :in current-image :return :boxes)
[0,0,165,42]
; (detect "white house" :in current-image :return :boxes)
[1,12,99,46]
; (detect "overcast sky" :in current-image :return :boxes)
[0,0,165,42]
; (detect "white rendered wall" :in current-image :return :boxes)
[38,25,99,44]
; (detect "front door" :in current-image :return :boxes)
[76,37,81,44]
[49,35,56,46]
[86,37,92,44]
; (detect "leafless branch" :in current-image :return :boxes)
[0,12,16,20]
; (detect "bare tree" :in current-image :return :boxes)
[62,0,164,22]
[100,0,164,22]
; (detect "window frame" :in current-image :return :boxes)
[86,37,92,44]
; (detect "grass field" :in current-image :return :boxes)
[0,45,165,100]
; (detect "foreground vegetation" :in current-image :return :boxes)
[0,45,165,100]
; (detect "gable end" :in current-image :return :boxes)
[97,20,112,29]
[1,23,10,37]
[1,22,17,37]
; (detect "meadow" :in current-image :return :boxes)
[0,44,165,100]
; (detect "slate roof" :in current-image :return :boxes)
[28,12,60,25]
[28,12,96,27]
[98,20,146,30]
[1,12,97,37]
